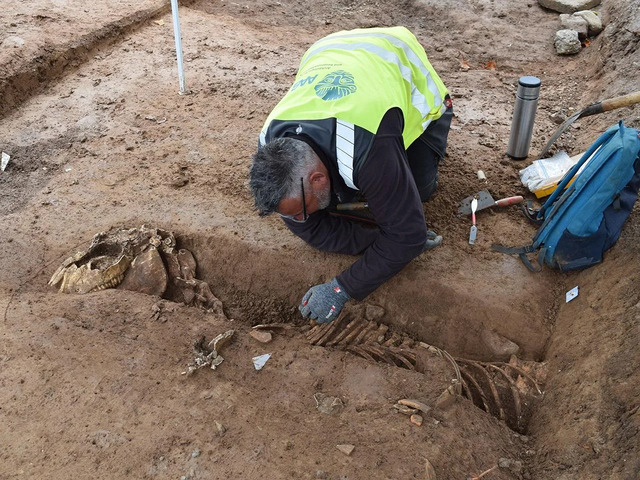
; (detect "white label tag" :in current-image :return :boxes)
[565,286,579,303]
[252,353,271,371]
[1,152,9,172]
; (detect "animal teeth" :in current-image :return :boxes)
[88,272,125,293]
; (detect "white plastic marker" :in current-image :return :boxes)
[170,0,190,95]
[252,353,271,371]
[566,286,579,303]
[1,152,10,172]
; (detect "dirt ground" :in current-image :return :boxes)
[1,0,639,479]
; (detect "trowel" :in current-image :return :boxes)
[458,190,524,216]
[469,198,477,245]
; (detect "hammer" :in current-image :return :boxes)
[539,90,640,159]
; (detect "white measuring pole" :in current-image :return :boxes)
[170,0,190,95]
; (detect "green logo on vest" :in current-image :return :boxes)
[290,74,318,92]
[314,70,357,101]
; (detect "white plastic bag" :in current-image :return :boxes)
[519,151,575,191]
[519,150,587,196]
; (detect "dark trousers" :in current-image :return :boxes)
[406,99,453,202]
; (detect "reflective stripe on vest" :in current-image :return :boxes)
[301,34,444,129]
[260,27,449,191]
[335,119,356,189]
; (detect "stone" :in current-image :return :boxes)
[555,29,582,55]
[410,414,423,426]
[560,14,588,39]
[480,329,520,359]
[573,10,603,35]
[249,330,273,343]
[1,36,25,47]
[498,458,524,474]
[76,114,99,130]
[550,111,566,124]
[538,0,600,14]
[314,392,344,415]
[364,304,385,321]
[214,421,226,437]
[336,444,355,456]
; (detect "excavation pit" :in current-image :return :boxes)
[1,0,639,478]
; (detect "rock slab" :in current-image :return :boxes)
[560,13,588,39]
[539,0,601,14]
[574,10,603,35]
[481,328,521,358]
[249,330,273,343]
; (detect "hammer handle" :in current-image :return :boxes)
[601,91,640,112]
[581,91,640,118]
[336,202,368,210]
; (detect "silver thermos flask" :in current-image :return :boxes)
[506,76,541,159]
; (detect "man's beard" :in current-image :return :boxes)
[316,186,331,210]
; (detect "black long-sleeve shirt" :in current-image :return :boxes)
[283,108,428,301]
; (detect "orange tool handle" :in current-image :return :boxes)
[471,211,476,226]
[494,195,524,207]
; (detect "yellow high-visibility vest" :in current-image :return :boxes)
[263,26,448,147]
[260,26,449,191]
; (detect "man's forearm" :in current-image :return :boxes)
[283,211,379,255]
[336,227,426,301]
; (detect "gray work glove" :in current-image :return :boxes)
[299,278,350,323]
[424,230,443,251]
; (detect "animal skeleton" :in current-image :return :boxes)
[304,313,545,433]
[49,225,222,313]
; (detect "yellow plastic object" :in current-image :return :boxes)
[533,176,576,198]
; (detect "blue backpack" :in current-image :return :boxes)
[494,121,640,271]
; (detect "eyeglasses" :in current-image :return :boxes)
[279,177,309,223]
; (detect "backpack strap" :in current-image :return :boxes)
[491,244,543,272]
[537,125,620,220]
[522,200,543,225]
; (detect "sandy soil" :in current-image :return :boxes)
[1,0,639,478]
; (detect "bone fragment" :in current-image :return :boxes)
[210,329,234,353]
[397,398,432,415]
[435,385,457,410]
[336,444,355,456]
[393,404,418,415]
[117,247,167,296]
[184,330,235,375]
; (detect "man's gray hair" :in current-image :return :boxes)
[249,138,317,216]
